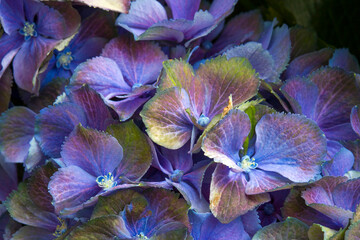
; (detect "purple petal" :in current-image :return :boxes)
[210,164,270,223]
[161,142,194,173]
[140,88,193,149]
[39,2,80,39]
[48,165,100,214]
[61,125,123,177]
[188,210,251,240]
[0,0,25,34]
[0,107,36,163]
[305,204,353,228]
[183,10,215,45]
[13,37,59,94]
[322,140,354,177]
[169,180,209,213]
[246,169,292,194]
[197,56,260,118]
[202,109,251,170]
[281,77,319,119]
[107,93,151,121]
[70,56,131,98]
[165,0,200,20]
[106,122,151,181]
[252,217,309,240]
[210,10,263,56]
[258,20,277,50]
[35,103,87,158]
[134,25,185,42]
[225,42,275,81]
[0,154,17,201]
[101,36,167,86]
[282,48,334,79]
[289,26,318,59]
[115,0,167,37]
[0,33,23,73]
[311,67,360,141]
[342,140,360,171]
[209,0,237,23]
[351,106,360,136]
[5,182,59,229]
[71,37,108,64]
[282,188,341,229]
[266,24,291,81]
[253,113,327,182]
[329,48,360,73]
[68,85,114,131]
[333,178,360,212]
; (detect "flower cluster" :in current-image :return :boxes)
[0,0,360,239]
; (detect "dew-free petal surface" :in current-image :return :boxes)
[202,109,251,170]
[101,36,167,86]
[0,107,36,163]
[246,169,292,194]
[61,125,123,177]
[322,141,354,177]
[141,88,193,149]
[196,56,259,118]
[351,106,360,137]
[35,103,87,158]
[253,113,327,182]
[106,122,151,181]
[210,164,270,223]
[252,217,309,240]
[165,0,200,20]
[48,165,100,214]
[329,48,360,73]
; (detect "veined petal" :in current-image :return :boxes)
[101,36,167,86]
[70,56,131,98]
[13,37,59,94]
[0,0,25,34]
[48,165,100,214]
[106,121,152,181]
[140,88,193,149]
[61,125,123,177]
[210,164,270,223]
[329,48,360,73]
[253,113,327,182]
[202,109,251,170]
[282,48,334,79]
[311,67,360,141]
[165,0,200,20]
[35,103,87,158]
[197,56,260,118]
[351,106,360,136]
[322,140,354,177]
[115,0,167,37]
[0,107,36,163]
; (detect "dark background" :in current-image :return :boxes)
[229,0,360,60]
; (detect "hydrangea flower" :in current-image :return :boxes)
[67,189,190,239]
[116,0,237,46]
[201,109,327,222]
[0,0,80,94]
[150,142,211,212]
[48,121,152,215]
[283,176,360,230]
[141,56,260,149]
[70,36,168,120]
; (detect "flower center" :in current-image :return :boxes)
[237,155,258,172]
[170,169,184,183]
[136,232,148,239]
[53,217,67,237]
[19,22,37,41]
[56,50,73,70]
[197,114,210,127]
[96,172,117,190]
